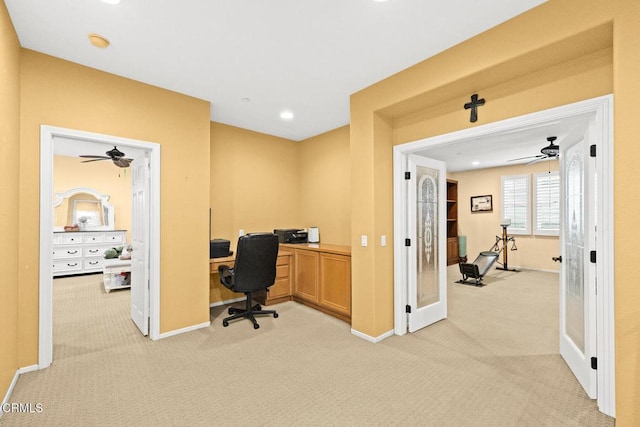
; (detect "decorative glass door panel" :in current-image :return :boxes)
[416,166,440,308]
[559,136,596,398]
[407,155,447,332]
[564,141,585,352]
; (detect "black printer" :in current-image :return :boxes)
[274,229,308,244]
[210,238,232,258]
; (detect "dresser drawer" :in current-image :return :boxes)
[83,233,105,244]
[53,247,83,259]
[105,233,125,244]
[84,245,111,258]
[52,260,82,273]
[84,258,104,270]
[60,234,82,245]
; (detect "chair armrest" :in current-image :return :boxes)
[218,265,234,288]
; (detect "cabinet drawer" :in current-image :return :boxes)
[84,258,104,270]
[276,264,289,279]
[84,245,110,258]
[83,233,105,244]
[268,277,291,299]
[105,233,125,244]
[52,260,82,273]
[60,234,82,245]
[53,247,82,259]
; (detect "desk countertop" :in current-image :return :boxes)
[280,243,351,256]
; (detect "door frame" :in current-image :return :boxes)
[393,95,614,416]
[39,125,162,368]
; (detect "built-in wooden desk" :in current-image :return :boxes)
[210,243,352,323]
[210,250,293,306]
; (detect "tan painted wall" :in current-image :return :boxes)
[19,50,211,365]
[450,161,560,272]
[298,125,351,246]
[351,0,639,422]
[209,122,300,303]
[0,0,21,400]
[53,156,132,239]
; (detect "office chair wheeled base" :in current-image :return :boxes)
[222,291,279,329]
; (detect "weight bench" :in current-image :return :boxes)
[457,251,499,286]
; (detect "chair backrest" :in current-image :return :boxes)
[232,233,279,293]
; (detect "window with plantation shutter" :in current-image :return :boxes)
[533,171,560,236]
[501,174,530,235]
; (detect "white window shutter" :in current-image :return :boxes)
[501,174,530,235]
[534,171,560,235]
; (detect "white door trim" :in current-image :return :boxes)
[39,125,162,369]
[393,95,614,416]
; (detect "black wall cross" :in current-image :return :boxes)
[464,94,485,123]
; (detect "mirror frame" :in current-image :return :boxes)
[53,187,115,231]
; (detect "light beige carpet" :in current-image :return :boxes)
[2,267,614,426]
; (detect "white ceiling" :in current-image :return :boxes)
[416,114,591,172]
[6,0,546,142]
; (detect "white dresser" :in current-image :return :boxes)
[52,230,127,277]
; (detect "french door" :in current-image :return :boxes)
[559,132,597,398]
[407,154,447,332]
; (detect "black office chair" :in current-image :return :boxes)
[218,232,280,329]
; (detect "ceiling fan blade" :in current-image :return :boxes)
[79,155,110,159]
[507,154,545,162]
[81,158,110,163]
[526,156,557,165]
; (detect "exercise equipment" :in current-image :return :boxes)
[457,220,518,286]
[492,219,518,272]
[457,251,499,286]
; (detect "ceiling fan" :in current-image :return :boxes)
[508,136,559,165]
[79,146,132,168]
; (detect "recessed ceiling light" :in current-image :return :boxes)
[280,111,294,120]
[101,0,121,4]
[88,33,110,48]
[472,161,480,166]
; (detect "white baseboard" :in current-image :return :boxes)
[494,266,560,274]
[209,297,245,308]
[351,328,394,343]
[18,365,38,374]
[156,321,210,340]
[1,364,39,418]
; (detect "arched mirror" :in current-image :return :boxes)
[53,187,115,231]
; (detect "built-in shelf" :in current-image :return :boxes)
[446,180,458,265]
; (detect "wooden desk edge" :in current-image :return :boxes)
[279,243,351,256]
[209,250,293,272]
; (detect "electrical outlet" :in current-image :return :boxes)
[361,235,368,247]
[239,229,244,237]
[381,235,387,247]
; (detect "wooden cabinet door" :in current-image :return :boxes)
[293,250,319,303]
[319,253,351,317]
[447,237,459,265]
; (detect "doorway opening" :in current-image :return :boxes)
[39,125,161,369]
[393,95,614,416]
